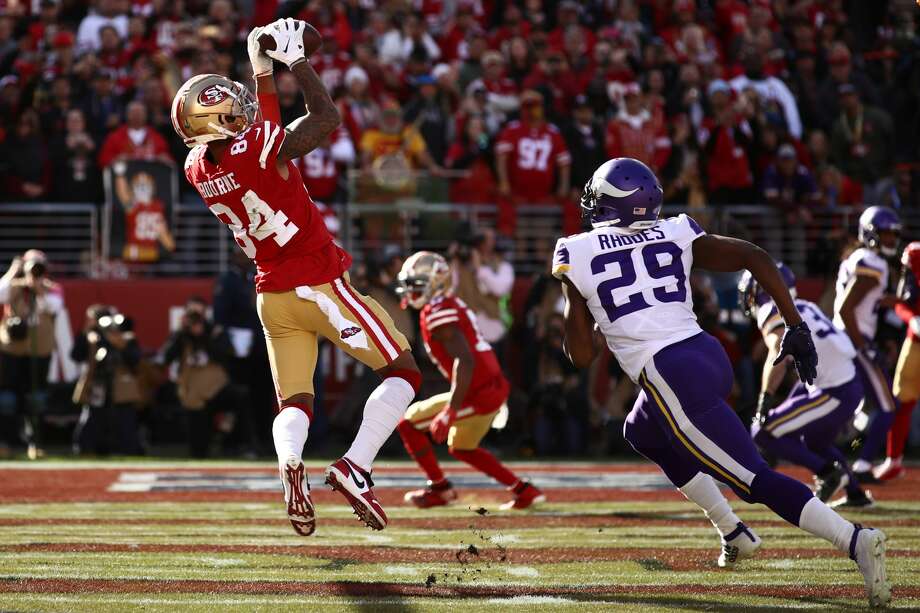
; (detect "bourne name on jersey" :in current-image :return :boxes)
[553,214,704,381]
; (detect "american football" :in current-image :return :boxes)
[0,2,918,611]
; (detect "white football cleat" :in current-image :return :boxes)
[851,524,891,608]
[280,456,315,536]
[718,522,762,568]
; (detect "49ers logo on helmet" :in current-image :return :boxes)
[198,85,229,107]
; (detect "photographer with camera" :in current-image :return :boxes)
[0,250,73,459]
[71,305,143,455]
[160,297,250,458]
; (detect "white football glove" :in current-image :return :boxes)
[910,316,920,337]
[264,18,307,69]
[247,26,273,77]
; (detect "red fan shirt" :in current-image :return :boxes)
[420,295,509,414]
[495,120,570,203]
[184,120,351,293]
[123,198,166,262]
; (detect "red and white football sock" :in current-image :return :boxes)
[397,419,445,483]
[344,376,416,471]
[450,447,517,486]
[679,472,742,538]
[886,399,915,460]
[272,405,311,469]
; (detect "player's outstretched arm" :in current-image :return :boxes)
[276,60,340,163]
[560,277,598,368]
[693,234,817,384]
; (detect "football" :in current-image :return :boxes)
[258,22,323,58]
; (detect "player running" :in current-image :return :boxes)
[875,241,920,481]
[394,252,545,510]
[740,262,872,508]
[555,157,890,607]
[833,206,901,483]
[170,19,421,535]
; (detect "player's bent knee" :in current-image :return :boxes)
[378,353,422,394]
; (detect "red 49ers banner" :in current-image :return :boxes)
[103,159,178,265]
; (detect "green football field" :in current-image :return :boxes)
[0,459,917,611]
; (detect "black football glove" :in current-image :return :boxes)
[859,343,885,368]
[774,321,818,385]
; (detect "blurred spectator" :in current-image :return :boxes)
[698,79,754,204]
[296,126,355,206]
[762,144,819,270]
[605,82,670,174]
[452,228,514,354]
[0,109,49,201]
[522,49,580,120]
[0,251,73,459]
[730,46,803,139]
[816,42,881,131]
[379,13,440,67]
[879,164,919,210]
[563,95,607,199]
[445,114,497,204]
[71,305,143,456]
[479,51,520,120]
[817,164,864,208]
[49,109,102,203]
[495,90,570,231]
[403,75,451,165]
[339,66,380,145]
[829,84,894,199]
[365,245,415,346]
[77,0,128,53]
[160,298,251,458]
[360,98,443,175]
[81,69,124,142]
[97,101,172,168]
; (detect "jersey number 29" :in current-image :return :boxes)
[591,242,686,322]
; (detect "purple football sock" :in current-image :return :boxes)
[750,468,814,526]
[858,411,895,464]
[754,430,826,474]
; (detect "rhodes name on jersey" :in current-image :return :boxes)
[184,120,351,293]
[759,299,856,390]
[833,247,888,340]
[552,214,704,381]
[420,295,509,414]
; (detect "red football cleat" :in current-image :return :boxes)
[500,480,545,510]
[404,480,458,508]
[873,457,905,482]
[280,456,315,536]
[325,457,388,530]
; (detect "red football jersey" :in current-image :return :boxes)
[420,295,509,414]
[495,120,570,202]
[123,198,166,262]
[184,120,351,292]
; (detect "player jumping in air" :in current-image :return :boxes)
[170,19,421,535]
[833,206,901,483]
[554,157,890,607]
[875,241,920,481]
[740,262,872,508]
[394,252,545,510]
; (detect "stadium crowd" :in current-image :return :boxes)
[0,0,919,461]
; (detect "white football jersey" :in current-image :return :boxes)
[552,214,704,381]
[758,299,855,390]
[832,247,888,340]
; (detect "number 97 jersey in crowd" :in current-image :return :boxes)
[184,119,351,293]
[552,214,705,381]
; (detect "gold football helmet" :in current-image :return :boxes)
[397,251,452,309]
[170,74,259,147]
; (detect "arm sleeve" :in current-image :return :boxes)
[258,91,282,125]
[553,130,571,166]
[674,214,706,250]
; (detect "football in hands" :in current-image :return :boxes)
[258,22,322,58]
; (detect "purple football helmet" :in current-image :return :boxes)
[738,261,796,318]
[858,205,902,257]
[581,158,663,230]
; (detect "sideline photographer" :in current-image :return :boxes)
[0,251,73,458]
[160,298,251,458]
[71,305,143,455]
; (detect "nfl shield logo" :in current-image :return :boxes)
[198,85,229,107]
[633,207,646,215]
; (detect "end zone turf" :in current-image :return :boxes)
[0,460,917,611]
